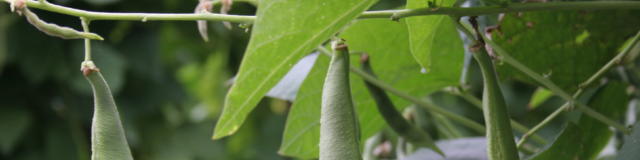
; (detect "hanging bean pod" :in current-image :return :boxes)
[360,54,443,156]
[319,41,362,160]
[472,44,520,160]
[83,62,134,160]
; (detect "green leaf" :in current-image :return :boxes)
[405,0,463,73]
[0,107,32,154]
[279,19,463,159]
[531,82,628,160]
[530,123,583,160]
[278,52,327,159]
[618,120,640,160]
[493,11,640,92]
[528,87,552,110]
[213,0,377,139]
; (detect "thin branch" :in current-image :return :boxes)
[8,0,255,23]
[391,1,640,20]
[81,17,91,61]
[4,0,640,23]
[580,30,640,88]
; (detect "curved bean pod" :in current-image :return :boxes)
[23,8,103,40]
[472,45,519,160]
[360,54,443,155]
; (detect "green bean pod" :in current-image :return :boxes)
[83,62,134,160]
[22,8,103,40]
[360,54,443,155]
[319,41,361,160]
[472,45,519,160]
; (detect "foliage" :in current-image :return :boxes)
[1,0,640,160]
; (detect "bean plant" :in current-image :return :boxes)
[2,0,640,159]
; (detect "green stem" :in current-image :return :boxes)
[316,47,486,134]
[580,30,640,88]
[10,0,255,22]
[454,90,483,108]
[81,17,91,61]
[5,0,640,22]
[433,113,463,138]
[391,1,640,20]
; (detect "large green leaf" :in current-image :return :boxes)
[278,53,327,159]
[279,19,463,159]
[405,0,463,72]
[493,11,640,92]
[531,82,628,160]
[213,0,377,139]
[529,123,583,160]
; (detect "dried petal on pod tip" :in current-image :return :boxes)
[11,0,27,15]
[221,0,233,29]
[197,20,209,42]
[331,39,348,51]
[81,61,100,76]
[194,1,213,42]
[221,0,233,16]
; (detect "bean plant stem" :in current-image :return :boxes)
[390,1,640,19]
[317,47,487,134]
[6,0,255,22]
[81,17,91,61]
[4,0,640,22]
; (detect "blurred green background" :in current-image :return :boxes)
[0,0,294,159]
[1,0,637,159]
